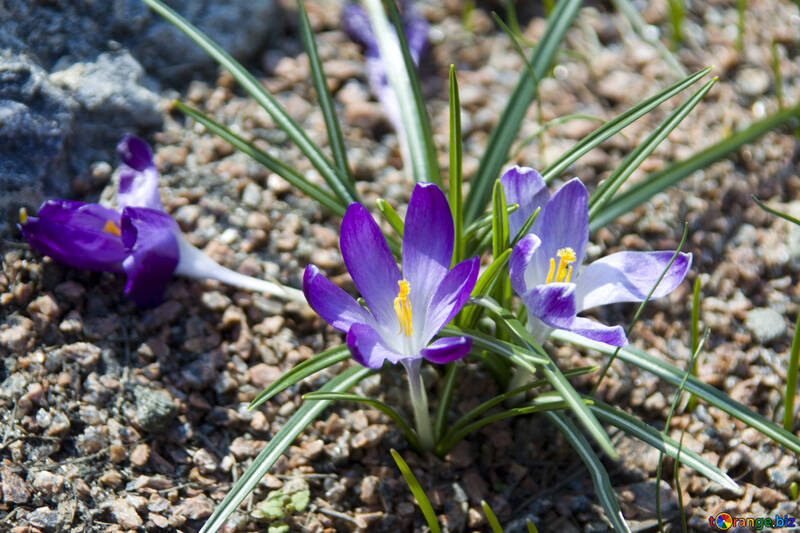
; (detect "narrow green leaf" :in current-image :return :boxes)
[481,501,504,533]
[588,78,717,219]
[201,366,373,533]
[784,310,800,431]
[510,206,540,247]
[464,204,518,241]
[472,297,619,459]
[552,330,800,455]
[752,195,800,227]
[527,520,540,533]
[772,40,784,109]
[590,401,740,492]
[390,449,442,533]
[457,249,511,328]
[591,104,800,230]
[464,0,583,223]
[442,325,548,367]
[140,0,358,207]
[175,101,347,216]
[376,199,405,237]
[249,345,350,410]
[612,0,687,77]
[686,277,702,411]
[544,412,631,533]
[362,0,433,185]
[303,392,421,452]
[543,66,712,185]
[434,363,459,442]
[449,65,464,265]
[297,0,352,184]
[491,180,512,306]
[384,0,442,187]
[511,114,606,160]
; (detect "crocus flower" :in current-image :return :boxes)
[501,166,691,347]
[303,182,478,450]
[342,1,428,163]
[19,135,304,308]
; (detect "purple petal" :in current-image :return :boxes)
[19,200,126,273]
[423,256,480,341]
[403,183,454,326]
[422,336,471,364]
[402,1,429,64]
[346,322,407,369]
[340,203,401,327]
[116,135,163,211]
[303,264,374,332]
[499,166,549,238]
[341,3,377,51]
[120,207,180,307]
[576,251,692,311]
[529,178,589,284]
[509,233,541,296]
[522,282,627,346]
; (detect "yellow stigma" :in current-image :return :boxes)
[19,207,27,224]
[546,247,576,283]
[103,220,122,237]
[393,279,413,337]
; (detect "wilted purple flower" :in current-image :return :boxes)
[19,135,304,307]
[303,183,479,369]
[501,166,691,347]
[342,1,428,158]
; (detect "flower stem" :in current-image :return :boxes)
[506,366,532,406]
[403,359,435,452]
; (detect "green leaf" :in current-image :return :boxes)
[384,0,442,187]
[784,310,800,431]
[543,66,712,184]
[391,449,441,533]
[482,500,504,533]
[591,103,800,230]
[449,65,465,266]
[297,0,352,184]
[544,412,631,533]
[457,248,511,328]
[590,401,740,493]
[376,198,405,237]
[611,0,687,77]
[249,345,351,410]
[464,0,582,223]
[433,363,459,442]
[442,325,548,368]
[201,365,373,533]
[290,490,310,512]
[491,180,512,306]
[174,101,346,217]
[302,391,422,452]
[469,298,619,459]
[362,0,436,185]
[140,0,358,207]
[588,77,717,219]
[552,330,800,455]
[752,195,800,227]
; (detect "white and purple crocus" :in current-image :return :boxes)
[501,166,692,347]
[19,135,304,308]
[303,182,479,449]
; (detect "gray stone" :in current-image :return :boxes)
[133,385,178,432]
[745,308,787,343]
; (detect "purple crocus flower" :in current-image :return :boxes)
[342,1,428,162]
[304,182,479,369]
[303,182,478,450]
[501,166,692,347]
[19,135,304,308]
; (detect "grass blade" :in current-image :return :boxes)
[442,325,548,367]
[248,345,350,409]
[482,500,504,533]
[384,0,442,187]
[201,365,372,533]
[752,195,800,227]
[376,198,405,237]
[303,391,421,451]
[433,363,459,442]
[174,101,347,217]
[464,0,583,223]
[472,297,619,459]
[543,67,712,184]
[611,0,687,77]
[552,329,800,454]
[784,311,800,431]
[390,449,441,533]
[588,78,717,219]
[591,104,800,230]
[491,180,512,306]
[544,412,631,533]
[685,277,702,411]
[457,248,511,328]
[449,65,464,265]
[297,0,352,184]
[140,0,358,207]
[590,400,739,492]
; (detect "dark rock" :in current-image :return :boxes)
[133,385,178,432]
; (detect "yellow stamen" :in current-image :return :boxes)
[545,247,576,283]
[103,220,122,237]
[394,279,413,337]
[19,207,27,224]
